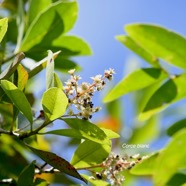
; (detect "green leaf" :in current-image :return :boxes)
[116,35,159,67]
[166,172,186,186]
[130,152,159,175]
[0,52,25,80]
[104,68,168,103]
[140,74,186,120]
[28,51,61,79]
[51,35,92,56]
[28,0,52,25]
[42,87,68,121]
[53,73,63,89]
[1,80,33,124]
[125,24,186,69]
[81,174,110,186]
[17,161,35,186]
[100,128,120,139]
[63,118,109,144]
[167,118,186,136]
[46,50,54,89]
[0,18,8,43]
[19,1,78,52]
[71,140,111,168]
[27,146,87,184]
[153,129,186,186]
[14,64,28,91]
[41,127,119,141]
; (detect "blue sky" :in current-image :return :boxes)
[71,0,186,81]
[69,0,186,124]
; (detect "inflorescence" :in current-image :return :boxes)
[90,153,148,186]
[63,68,115,120]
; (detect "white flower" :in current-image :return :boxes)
[91,75,102,84]
[68,69,75,75]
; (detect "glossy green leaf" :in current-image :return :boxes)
[19,1,78,52]
[140,74,186,120]
[42,87,68,121]
[28,0,52,25]
[28,51,61,79]
[71,140,111,168]
[41,127,119,141]
[14,64,28,91]
[104,68,168,103]
[63,118,109,144]
[0,18,8,43]
[116,35,159,67]
[1,80,33,124]
[82,174,110,186]
[154,129,186,186]
[167,118,186,136]
[0,52,25,80]
[51,35,92,56]
[130,152,159,175]
[27,146,87,184]
[100,128,120,139]
[54,73,63,89]
[46,50,54,89]
[126,24,186,69]
[17,161,35,186]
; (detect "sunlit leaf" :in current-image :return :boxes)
[130,152,159,175]
[63,118,109,144]
[1,80,33,124]
[116,35,159,67]
[41,127,119,141]
[28,0,52,25]
[71,140,111,168]
[14,64,28,91]
[27,146,87,184]
[42,87,68,121]
[100,128,120,139]
[167,118,186,136]
[139,74,186,120]
[153,129,186,186]
[126,24,186,69]
[0,18,8,43]
[51,35,92,56]
[46,50,54,89]
[104,68,168,103]
[19,1,78,51]
[82,174,110,186]
[53,73,63,89]
[17,161,35,186]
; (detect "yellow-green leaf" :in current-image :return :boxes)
[104,68,168,103]
[126,24,186,69]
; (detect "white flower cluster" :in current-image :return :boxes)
[63,68,115,120]
[91,153,147,186]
